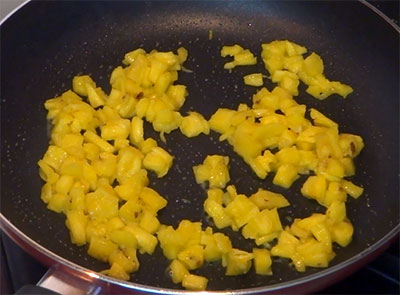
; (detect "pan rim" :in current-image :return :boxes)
[1,213,399,294]
[1,0,399,293]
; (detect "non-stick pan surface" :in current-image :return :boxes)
[1,0,399,293]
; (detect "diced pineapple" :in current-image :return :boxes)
[193,155,230,189]
[253,248,272,275]
[87,85,107,108]
[225,194,259,229]
[129,116,144,146]
[65,210,88,246]
[204,198,232,229]
[273,164,299,188]
[92,152,117,182]
[140,187,167,213]
[105,262,130,281]
[221,44,244,57]
[72,75,96,97]
[177,244,204,270]
[139,210,160,234]
[109,228,138,249]
[271,70,300,96]
[83,131,114,153]
[109,250,138,273]
[42,145,68,171]
[243,73,264,87]
[86,189,119,220]
[301,175,327,204]
[87,236,118,262]
[340,180,364,199]
[116,146,143,183]
[324,181,347,207]
[47,193,70,214]
[168,259,189,284]
[270,230,300,258]
[179,112,210,137]
[142,147,173,178]
[101,118,130,141]
[330,220,354,247]
[152,109,182,134]
[125,224,158,255]
[182,274,208,291]
[225,248,253,275]
[166,85,187,110]
[249,189,290,210]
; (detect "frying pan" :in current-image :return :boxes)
[1,0,399,294]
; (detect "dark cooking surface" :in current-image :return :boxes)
[1,233,399,294]
[1,0,399,292]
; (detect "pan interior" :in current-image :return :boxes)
[1,1,399,291]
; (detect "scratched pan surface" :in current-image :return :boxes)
[1,1,399,293]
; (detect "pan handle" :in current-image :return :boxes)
[17,265,104,295]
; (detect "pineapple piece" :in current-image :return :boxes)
[72,75,96,97]
[193,155,230,189]
[83,130,114,154]
[125,224,158,255]
[152,109,182,134]
[301,175,327,204]
[86,189,119,220]
[179,112,210,137]
[100,118,130,141]
[105,262,130,281]
[142,147,173,178]
[341,180,364,199]
[65,210,88,246]
[108,250,138,273]
[225,194,259,229]
[166,85,187,110]
[182,274,208,291]
[243,73,264,87]
[208,108,236,134]
[129,116,144,146]
[253,248,272,275]
[273,164,299,188]
[168,259,189,284]
[271,70,300,96]
[330,220,354,247]
[139,138,158,154]
[140,187,167,213]
[109,228,138,249]
[204,198,232,229]
[270,230,300,259]
[139,210,160,234]
[249,189,290,210]
[177,244,204,270]
[47,193,70,214]
[87,236,118,262]
[225,248,253,275]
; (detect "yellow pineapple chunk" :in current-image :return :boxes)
[243,73,264,86]
[301,175,327,204]
[182,274,208,291]
[225,248,253,275]
[249,189,290,210]
[225,194,259,229]
[273,164,299,188]
[177,244,204,270]
[180,112,210,137]
[168,259,189,284]
[142,147,173,178]
[193,155,230,189]
[88,236,118,262]
[253,248,272,275]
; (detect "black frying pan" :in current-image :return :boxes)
[1,1,399,293]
